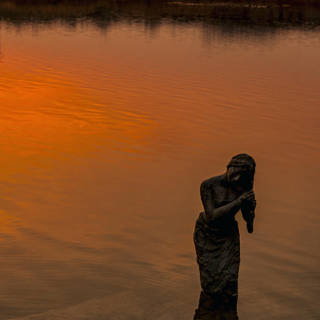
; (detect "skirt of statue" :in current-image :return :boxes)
[193,212,240,320]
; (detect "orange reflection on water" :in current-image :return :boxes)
[0,63,157,180]
[0,20,320,320]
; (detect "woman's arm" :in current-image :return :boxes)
[200,179,242,223]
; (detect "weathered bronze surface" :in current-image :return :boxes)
[194,154,256,320]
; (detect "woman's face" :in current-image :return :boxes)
[226,165,250,185]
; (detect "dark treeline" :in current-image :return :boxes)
[4,0,320,7]
[1,0,320,27]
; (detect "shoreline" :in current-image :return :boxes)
[1,0,320,27]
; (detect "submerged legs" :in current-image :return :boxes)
[194,291,238,320]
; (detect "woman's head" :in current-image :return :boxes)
[226,154,256,188]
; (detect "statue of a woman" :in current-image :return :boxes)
[194,154,256,320]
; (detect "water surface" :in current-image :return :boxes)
[0,2,320,320]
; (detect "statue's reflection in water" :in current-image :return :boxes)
[193,154,256,320]
[194,291,238,320]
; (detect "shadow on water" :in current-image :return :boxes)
[2,0,319,61]
[0,0,320,29]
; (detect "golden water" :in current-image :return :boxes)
[0,10,320,320]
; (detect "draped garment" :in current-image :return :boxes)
[193,211,240,320]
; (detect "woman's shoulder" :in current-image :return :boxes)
[201,174,225,189]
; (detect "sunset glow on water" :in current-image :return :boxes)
[0,3,320,319]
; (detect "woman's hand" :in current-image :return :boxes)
[240,190,255,204]
[240,190,256,210]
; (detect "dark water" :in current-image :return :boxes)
[0,1,320,319]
